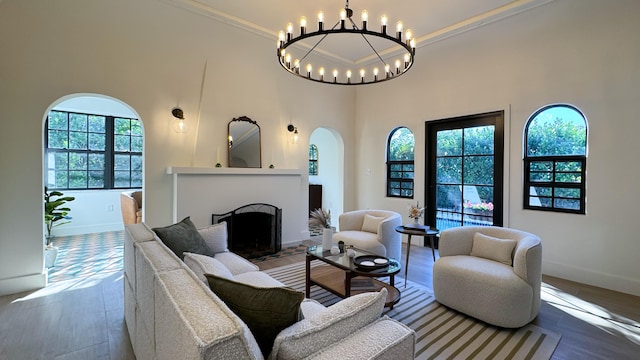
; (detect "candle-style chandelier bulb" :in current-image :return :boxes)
[361,9,368,29]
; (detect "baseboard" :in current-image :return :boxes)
[0,272,47,296]
[51,223,124,237]
[543,260,640,297]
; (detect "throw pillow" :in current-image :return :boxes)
[183,252,233,283]
[152,217,215,260]
[198,221,229,254]
[470,232,517,266]
[205,274,304,357]
[270,288,387,359]
[361,214,384,234]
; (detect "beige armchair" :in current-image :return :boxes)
[120,190,142,225]
[433,226,542,328]
[332,209,402,260]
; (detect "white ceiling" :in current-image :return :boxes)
[167,0,555,65]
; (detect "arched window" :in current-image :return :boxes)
[386,127,415,198]
[309,144,318,175]
[524,104,587,214]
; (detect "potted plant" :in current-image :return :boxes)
[44,187,75,267]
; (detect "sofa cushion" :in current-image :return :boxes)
[361,214,384,234]
[205,274,304,357]
[233,271,284,287]
[213,251,260,275]
[152,217,214,260]
[198,221,229,254]
[470,232,516,266]
[270,288,387,360]
[183,252,234,283]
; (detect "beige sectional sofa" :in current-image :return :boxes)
[124,223,416,359]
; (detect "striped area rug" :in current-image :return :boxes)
[265,262,560,360]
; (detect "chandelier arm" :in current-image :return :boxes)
[347,17,389,68]
[299,20,341,63]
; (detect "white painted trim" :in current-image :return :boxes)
[543,260,640,297]
[0,273,47,296]
[161,0,557,66]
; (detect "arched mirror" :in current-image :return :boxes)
[228,116,261,168]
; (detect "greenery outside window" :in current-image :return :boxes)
[524,104,587,214]
[45,110,142,190]
[387,127,415,198]
[309,144,318,175]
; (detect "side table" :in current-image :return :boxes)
[394,225,439,287]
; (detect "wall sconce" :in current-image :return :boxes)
[287,123,299,144]
[172,107,187,133]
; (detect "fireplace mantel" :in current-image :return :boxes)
[166,166,304,176]
[167,166,309,245]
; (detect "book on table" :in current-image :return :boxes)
[351,278,376,291]
[403,223,429,231]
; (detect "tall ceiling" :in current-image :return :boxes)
[166,0,556,65]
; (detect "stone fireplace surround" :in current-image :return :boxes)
[167,167,309,246]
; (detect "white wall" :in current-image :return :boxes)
[49,190,125,237]
[0,0,357,295]
[354,0,640,296]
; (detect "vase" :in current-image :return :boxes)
[44,246,58,268]
[322,228,333,251]
[413,217,420,225]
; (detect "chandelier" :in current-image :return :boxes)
[277,0,416,85]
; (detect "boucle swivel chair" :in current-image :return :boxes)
[433,226,542,328]
[332,209,402,261]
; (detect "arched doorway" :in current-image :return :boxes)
[42,94,143,281]
[308,127,344,230]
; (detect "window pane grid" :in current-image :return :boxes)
[308,144,318,175]
[387,160,414,198]
[45,111,141,190]
[524,157,585,213]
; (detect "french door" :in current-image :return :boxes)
[425,111,504,231]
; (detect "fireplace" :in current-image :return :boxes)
[212,203,282,259]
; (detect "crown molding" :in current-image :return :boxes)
[161,0,556,66]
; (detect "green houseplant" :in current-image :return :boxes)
[44,187,75,247]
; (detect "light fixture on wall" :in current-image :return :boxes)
[277,0,416,85]
[171,107,187,133]
[287,124,299,144]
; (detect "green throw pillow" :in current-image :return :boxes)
[152,217,214,260]
[205,273,304,357]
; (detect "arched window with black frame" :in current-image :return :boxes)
[309,144,318,175]
[386,126,415,198]
[524,104,587,214]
